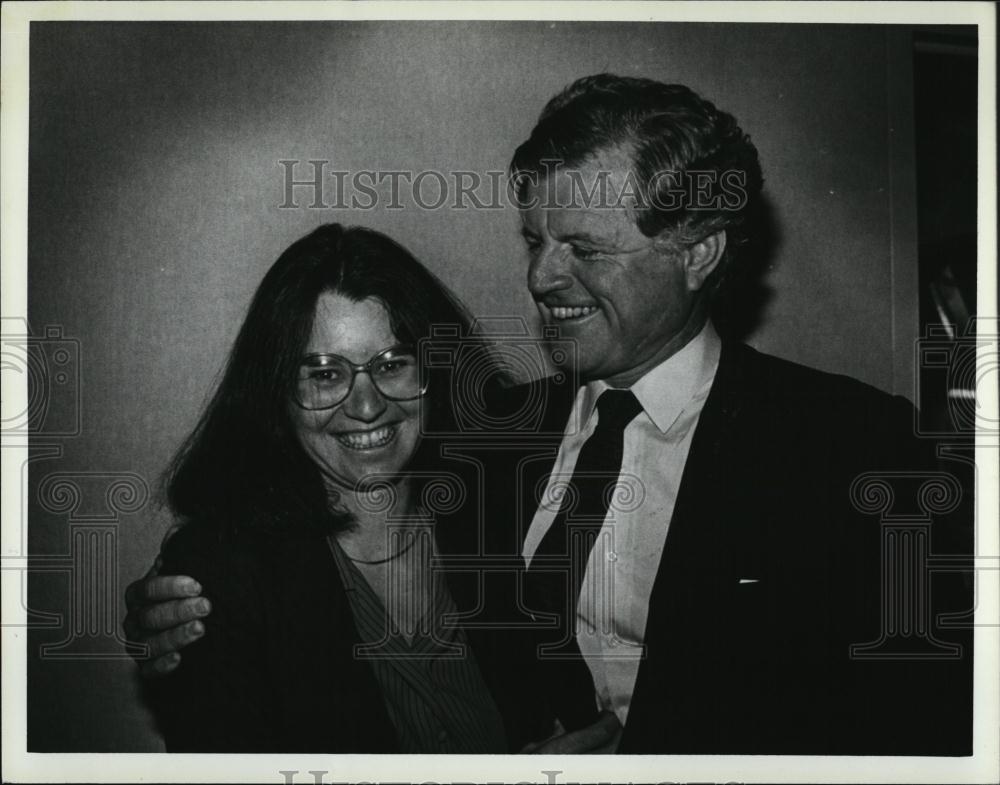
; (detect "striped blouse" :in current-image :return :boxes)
[327,535,507,753]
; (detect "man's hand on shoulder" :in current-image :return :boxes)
[520,712,622,754]
[123,553,212,678]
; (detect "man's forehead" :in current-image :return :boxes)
[520,192,639,249]
[520,146,641,232]
[520,199,632,242]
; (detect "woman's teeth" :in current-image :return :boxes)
[550,305,598,320]
[336,426,396,450]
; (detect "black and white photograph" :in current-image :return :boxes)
[2,2,997,783]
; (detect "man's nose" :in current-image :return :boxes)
[527,242,573,298]
[341,372,388,423]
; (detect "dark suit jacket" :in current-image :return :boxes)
[146,482,547,753]
[485,341,973,754]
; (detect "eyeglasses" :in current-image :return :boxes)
[294,344,427,411]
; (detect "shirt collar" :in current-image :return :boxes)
[580,320,722,434]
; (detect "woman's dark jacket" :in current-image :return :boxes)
[146,451,546,753]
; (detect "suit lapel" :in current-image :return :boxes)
[619,341,755,751]
[649,340,749,608]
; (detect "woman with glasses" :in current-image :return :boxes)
[145,223,539,752]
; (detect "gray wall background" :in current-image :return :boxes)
[26,21,920,751]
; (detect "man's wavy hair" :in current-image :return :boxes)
[163,223,501,538]
[510,73,764,293]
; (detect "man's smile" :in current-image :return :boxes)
[543,303,601,321]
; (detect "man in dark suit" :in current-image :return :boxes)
[125,73,972,754]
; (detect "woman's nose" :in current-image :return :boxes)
[341,372,388,423]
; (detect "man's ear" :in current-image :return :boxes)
[669,230,727,292]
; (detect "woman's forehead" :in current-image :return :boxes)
[306,292,399,359]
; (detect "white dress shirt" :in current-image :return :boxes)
[522,321,722,726]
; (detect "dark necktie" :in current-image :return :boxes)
[524,389,644,730]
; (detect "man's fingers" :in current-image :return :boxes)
[125,573,198,611]
[548,721,615,753]
[131,574,203,605]
[145,620,206,659]
[527,712,621,754]
[139,596,211,632]
[132,616,206,678]
[581,714,623,755]
[138,652,182,679]
[124,554,169,611]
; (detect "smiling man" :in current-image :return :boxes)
[490,74,970,754]
[125,73,972,755]
[518,146,723,389]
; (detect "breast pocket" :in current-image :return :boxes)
[729,575,773,655]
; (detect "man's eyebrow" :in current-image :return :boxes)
[558,230,610,246]
[520,226,612,246]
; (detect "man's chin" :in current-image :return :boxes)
[564,348,609,383]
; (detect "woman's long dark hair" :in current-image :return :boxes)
[163,223,503,537]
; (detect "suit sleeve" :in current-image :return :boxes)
[835,392,973,755]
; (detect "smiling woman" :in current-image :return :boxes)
[143,223,538,752]
[290,294,428,495]
[163,224,484,537]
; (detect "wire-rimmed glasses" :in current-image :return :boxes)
[294,344,427,411]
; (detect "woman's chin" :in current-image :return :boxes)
[320,464,413,508]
